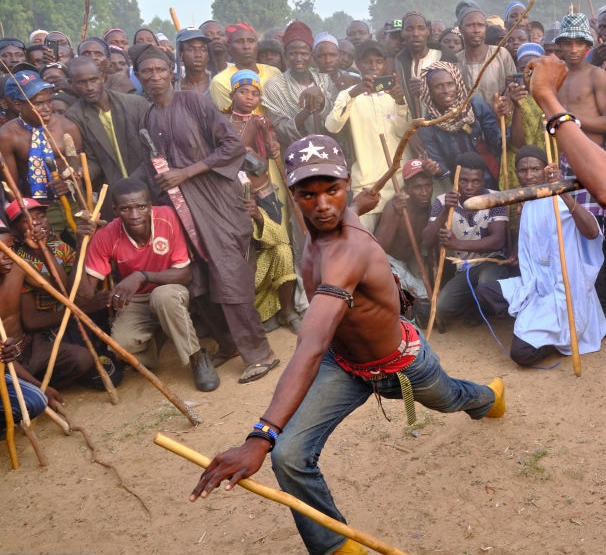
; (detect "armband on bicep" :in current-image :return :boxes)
[314,284,354,309]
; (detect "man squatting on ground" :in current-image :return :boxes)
[190,135,506,555]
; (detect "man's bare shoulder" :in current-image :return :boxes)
[590,63,606,84]
[0,118,21,139]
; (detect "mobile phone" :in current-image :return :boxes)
[512,72,525,86]
[374,75,395,93]
[45,38,59,61]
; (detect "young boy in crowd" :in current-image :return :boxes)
[223,70,302,333]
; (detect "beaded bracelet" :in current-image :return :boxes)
[546,112,581,136]
[246,430,276,451]
[259,417,283,434]
[253,422,279,440]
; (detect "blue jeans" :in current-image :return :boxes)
[270,328,495,555]
[0,375,48,431]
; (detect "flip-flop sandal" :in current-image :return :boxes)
[211,349,239,368]
[238,358,280,384]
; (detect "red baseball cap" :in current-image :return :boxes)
[402,159,426,181]
[6,198,47,222]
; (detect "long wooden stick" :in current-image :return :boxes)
[0,318,49,466]
[426,165,460,339]
[154,433,410,555]
[274,159,307,236]
[169,7,182,31]
[79,152,94,213]
[44,406,71,434]
[41,186,117,403]
[0,241,202,425]
[379,134,433,299]
[369,0,537,197]
[463,178,581,210]
[544,130,581,376]
[0,156,115,401]
[0,361,19,469]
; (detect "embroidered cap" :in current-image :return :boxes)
[6,198,47,222]
[5,70,53,101]
[284,134,348,187]
[402,159,427,181]
[556,13,594,45]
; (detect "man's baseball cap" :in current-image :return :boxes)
[5,70,53,101]
[384,20,403,33]
[6,198,47,222]
[284,135,348,187]
[402,159,429,181]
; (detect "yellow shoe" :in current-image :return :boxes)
[332,539,368,554]
[485,377,506,418]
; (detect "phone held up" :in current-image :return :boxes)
[374,75,395,93]
[44,37,59,61]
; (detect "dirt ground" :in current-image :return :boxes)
[2,318,606,555]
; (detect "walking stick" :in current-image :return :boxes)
[0,317,48,466]
[426,165,460,339]
[378,133,433,299]
[63,133,88,211]
[544,130,582,376]
[170,7,182,31]
[41,186,116,402]
[154,433,411,555]
[0,154,117,402]
[0,240,202,425]
[44,156,77,233]
[274,158,307,236]
[79,152,95,212]
[0,361,19,469]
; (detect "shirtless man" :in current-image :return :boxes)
[554,13,606,313]
[555,13,606,148]
[0,226,62,410]
[0,70,82,237]
[190,134,505,555]
[527,55,606,206]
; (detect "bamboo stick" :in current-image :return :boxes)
[0,241,202,425]
[379,133,433,299]
[426,165,460,339]
[79,152,94,213]
[0,361,18,469]
[544,129,581,376]
[41,186,116,402]
[154,433,410,555]
[169,8,182,31]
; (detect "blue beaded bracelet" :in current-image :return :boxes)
[253,422,279,440]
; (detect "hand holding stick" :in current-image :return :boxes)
[154,433,411,555]
[426,165,460,339]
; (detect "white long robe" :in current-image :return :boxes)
[499,196,606,354]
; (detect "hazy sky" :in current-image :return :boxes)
[138,0,371,27]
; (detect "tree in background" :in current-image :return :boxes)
[291,0,323,34]
[212,0,292,33]
[369,0,587,34]
[146,17,177,43]
[322,11,354,38]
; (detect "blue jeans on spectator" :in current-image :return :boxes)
[270,327,495,555]
[437,261,510,325]
[0,375,48,431]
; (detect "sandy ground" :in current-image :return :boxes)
[2,319,606,555]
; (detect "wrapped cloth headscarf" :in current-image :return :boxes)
[225,23,257,42]
[420,61,476,133]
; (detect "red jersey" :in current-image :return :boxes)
[85,205,190,294]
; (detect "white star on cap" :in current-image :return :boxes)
[321,152,328,159]
[288,153,295,160]
[311,167,319,172]
[299,140,325,162]
[333,147,339,155]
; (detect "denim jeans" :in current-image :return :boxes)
[270,328,495,555]
[437,261,510,324]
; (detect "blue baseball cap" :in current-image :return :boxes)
[5,70,53,101]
